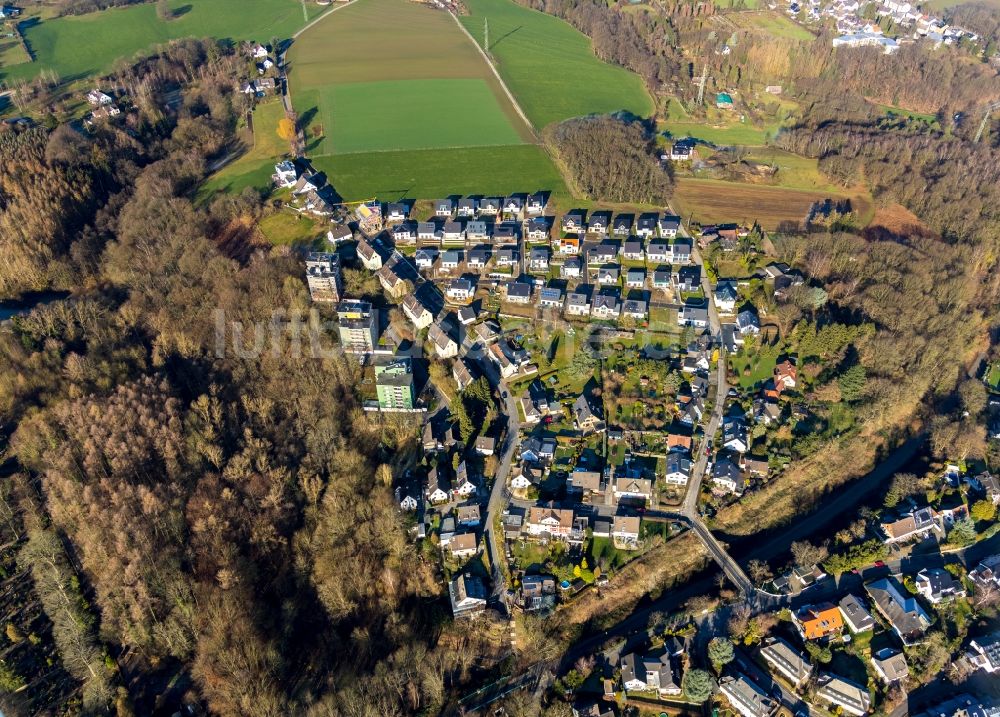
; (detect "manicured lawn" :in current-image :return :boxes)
[289,0,532,157]
[309,144,570,202]
[729,343,781,389]
[4,0,322,83]
[325,78,526,153]
[459,0,654,129]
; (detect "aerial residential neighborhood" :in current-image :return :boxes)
[293,163,1000,717]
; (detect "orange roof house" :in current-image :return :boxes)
[794,603,844,640]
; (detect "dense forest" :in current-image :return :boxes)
[545,115,672,203]
[0,39,512,717]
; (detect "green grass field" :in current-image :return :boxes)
[459,0,654,129]
[281,0,569,200]
[200,100,289,200]
[289,0,532,154]
[3,0,322,83]
[309,144,569,202]
[729,11,815,41]
[663,119,772,146]
[319,78,526,154]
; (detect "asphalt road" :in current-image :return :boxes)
[462,334,520,605]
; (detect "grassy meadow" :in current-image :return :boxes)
[459,0,654,129]
[309,144,570,203]
[3,0,322,82]
[288,0,532,152]
[319,78,526,153]
[200,99,290,200]
[285,0,568,199]
[727,11,816,41]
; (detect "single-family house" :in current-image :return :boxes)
[453,359,475,391]
[446,278,474,302]
[386,202,408,223]
[588,211,610,235]
[677,264,702,292]
[622,299,648,321]
[613,476,653,503]
[562,257,583,278]
[625,268,646,288]
[456,197,477,217]
[794,603,844,640]
[474,435,496,456]
[760,637,813,687]
[526,218,550,243]
[435,199,454,217]
[589,244,618,265]
[866,578,932,645]
[970,554,1000,592]
[506,281,533,305]
[839,594,876,633]
[567,470,602,496]
[448,532,479,559]
[658,214,681,238]
[454,461,476,497]
[715,282,739,313]
[494,247,518,267]
[712,456,743,494]
[556,234,581,256]
[426,468,450,504]
[815,674,870,717]
[273,160,299,187]
[722,417,749,453]
[871,648,909,684]
[613,214,633,236]
[428,322,458,358]
[670,143,693,161]
[652,268,672,291]
[527,192,546,215]
[525,505,576,540]
[880,507,941,544]
[664,454,692,486]
[442,220,465,245]
[562,210,586,234]
[479,197,501,216]
[529,247,550,271]
[774,359,798,389]
[539,286,564,309]
[622,240,644,261]
[670,238,692,264]
[418,221,440,243]
[647,241,670,264]
[620,650,680,696]
[87,89,114,106]
[915,567,966,603]
[966,631,1000,673]
[510,464,540,490]
[737,309,761,335]
[391,222,416,245]
[488,343,516,378]
[402,294,433,330]
[718,674,778,717]
[591,293,620,320]
[466,220,489,242]
[449,573,487,618]
[467,247,490,271]
[564,289,591,316]
[596,265,620,286]
[612,515,641,545]
[502,196,522,219]
[440,249,462,271]
[636,213,658,238]
[414,248,437,270]
[573,394,605,433]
